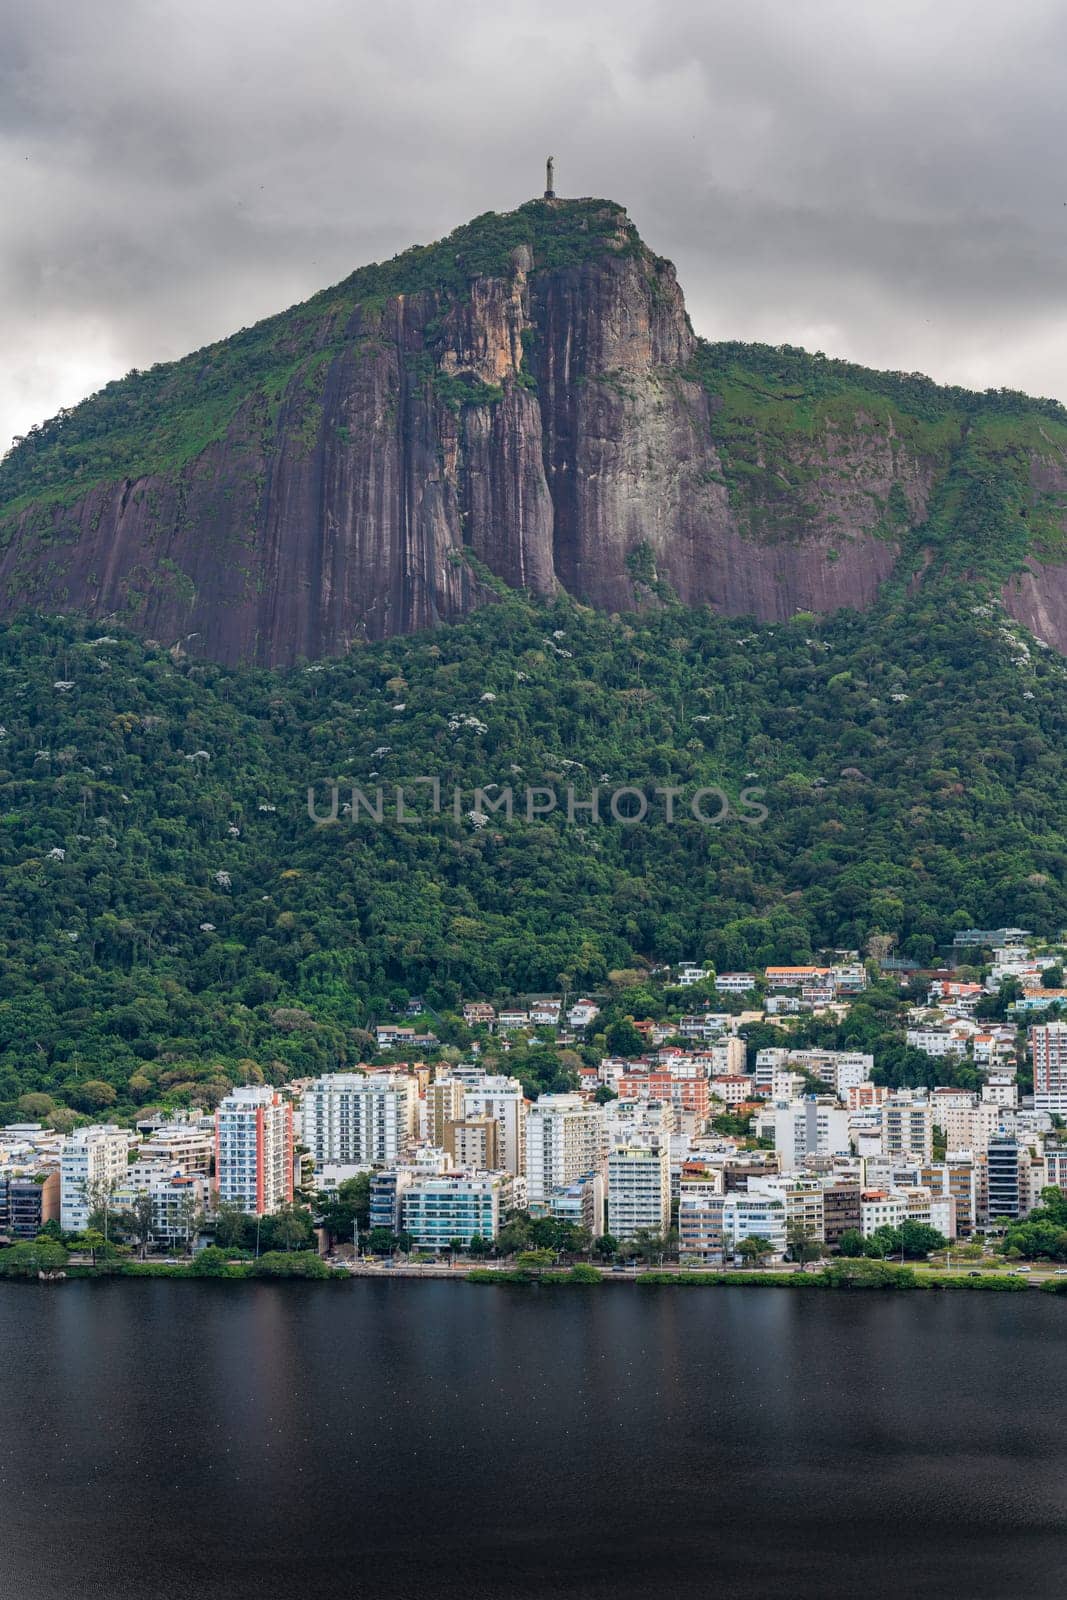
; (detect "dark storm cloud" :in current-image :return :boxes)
[4,0,1067,454]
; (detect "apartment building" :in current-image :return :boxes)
[112,1170,210,1248]
[945,1152,977,1237]
[444,1115,500,1172]
[986,1136,1025,1222]
[462,1076,527,1177]
[302,1072,417,1168]
[787,1051,873,1095]
[400,1173,509,1249]
[721,1191,787,1259]
[749,1176,826,1242]
[60,1125,132,1232]
[678,1173,725,1265]
[821,1182,862,1247]
[1045,1144,1067,1197]
[860,1190,908,1236]
[705,1038,747,1076]
[606,1138,671,1238]
[982,1075,1018,1110]
[546,1171,605,1239]
[214,1087,294,1216]
[525,1095,605,1204]
[771,1099,851,1173]
[617,1071,709,1121]
[138,1125,215,1175]
[881,1098,934,1163]
[1031,1022,1067,1116]
[427,1078,467,1147]
[931,1092,1009,1154]
[0,1168,60,1239]
[711,1074,754,1107]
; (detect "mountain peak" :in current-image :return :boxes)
[3,199,1067,663]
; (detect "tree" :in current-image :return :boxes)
[629,1228,669,1265]
[786,1221,824,1271]
[515,1248,554,1276]
[495,1216,532,1257]
[737,1235,774,1269]
[605,1019,646,1057]
[174,1193,205,1256]
[119,1192,157,1259]
[366,1227,398,1255]
[314,1173,371,1245]
[0,1236,69,1277]
[593,1232,619,1260]
[82,1177,120,1243]
[74,1228,107,1266]
[16,1092,55,1119]
[863,1222,947,1260]
[1042,965,1064,989]
[69,1079,118,1113]
[213,1202,251,1250]
[263,1203,314,1252]
[837,1228,866,1257]
[864,1226,900,1260]
[899,1221,948,1258]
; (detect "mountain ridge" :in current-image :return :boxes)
[4,197,1067,662]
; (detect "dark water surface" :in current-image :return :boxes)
[0,1281,1065,1599]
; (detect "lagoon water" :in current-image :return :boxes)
[0,1281,1064,1599]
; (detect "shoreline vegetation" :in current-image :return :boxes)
[3,1252,1066,1294]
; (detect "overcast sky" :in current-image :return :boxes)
[4,0,1067,455]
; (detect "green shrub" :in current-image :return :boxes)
[248,1250,332,1279]
[566,1264,602,1285]
[188,1246,236,1278]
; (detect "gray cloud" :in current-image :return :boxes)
[3,0,1067,455]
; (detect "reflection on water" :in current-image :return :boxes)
[0,1281,1065,1599]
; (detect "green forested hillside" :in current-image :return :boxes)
[0,576,1065,1117]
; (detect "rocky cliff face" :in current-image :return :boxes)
[2,198,1066,664]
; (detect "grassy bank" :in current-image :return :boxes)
[4,1257,1057,1292]
[470,1263,1036,1291]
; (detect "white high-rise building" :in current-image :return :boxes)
[786,1051,873,1095]
[771,1099,851,1173]
[1032,1022,1067,1115]
[462,1076,528,1176]
[525,1094,605,1204]
[932,1095,1008,1154]
[60,1125,132,1232]
[301,1072,418,1168]
[606,1136,671,1238]
[400,1172,511,1249]
[215,1087,293,1216]
[721,1191,788,1258]
[881,1098,934,1163]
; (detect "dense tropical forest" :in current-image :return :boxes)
[0,564,1064,1117]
